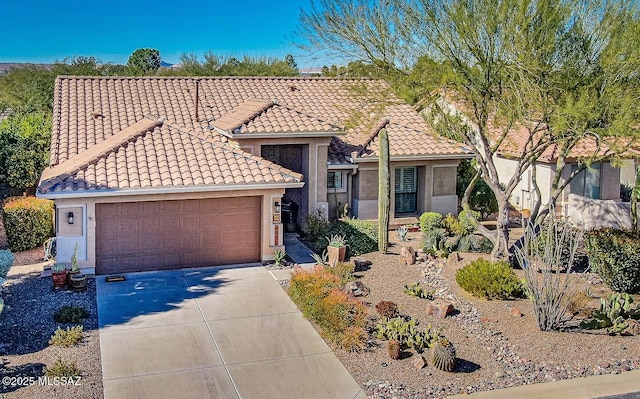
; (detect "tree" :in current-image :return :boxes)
[166,53,300,76]
[0,66,55,111]
[0,111,52,191]
[298,0,640,258]
[127,48,161,75]
[285,54,298,71]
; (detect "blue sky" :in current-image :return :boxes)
[0,0,324,68]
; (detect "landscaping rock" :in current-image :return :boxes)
[509,307,523,317]
[353,258,372,271]
[344,280,370,297]
[426,299,454,319]
[624,319,640,336]
[412,355,427,369]
[400,246,416,265]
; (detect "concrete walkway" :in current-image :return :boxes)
[97,265,365,399]
[448,369,640,399]
[283,233,317,265]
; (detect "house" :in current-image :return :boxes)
[37,76,469,274]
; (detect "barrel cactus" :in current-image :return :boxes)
[387,339,401,360]
[431,338,456,372]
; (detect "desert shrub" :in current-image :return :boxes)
[325,261,355,285]
[458,210,481,235]
[456,234,494,253]
[49,326,84,347]
[375,301,399,318]
[422,228,447,252]
[419,212,442,233]
[53,306,89,324]
[515,214,585,331]
[0,249,14,279]
[584,229,640,294]
[442,213,466,236]
[308,219,377,257]
[44,358,80,378]
[303,209,330,243]
[456,259,523,299]
[288,266,367,351]
[2,196,54,252]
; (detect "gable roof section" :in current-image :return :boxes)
[39,117,303,195]
[211,99,274,134]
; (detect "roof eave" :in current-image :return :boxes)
[230,131,346,139]
[352,153,474,163]
[36,181,305,200]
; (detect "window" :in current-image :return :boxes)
[395,167,417,213]
[327,171,346,192]
[570,163,601,199]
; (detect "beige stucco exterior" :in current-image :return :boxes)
[351,159,461,219]
[50,188,288,272]
[493,156,622,214]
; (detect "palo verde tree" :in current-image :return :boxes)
[298,0,640,258]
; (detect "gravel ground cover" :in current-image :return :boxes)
[0,270,102,399]
[307,231,640,399]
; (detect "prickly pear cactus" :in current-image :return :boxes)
[431,338,456,372]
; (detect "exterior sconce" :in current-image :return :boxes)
[274,201,281,213]
[68,211,74,224]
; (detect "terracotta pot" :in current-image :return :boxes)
[68,273,87,292]
[327,245,346,265]
[52,271,67,290]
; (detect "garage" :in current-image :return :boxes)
[95,197,261,274]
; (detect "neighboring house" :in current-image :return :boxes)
[37,76,469,274]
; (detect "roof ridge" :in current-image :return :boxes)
[211,99,275,134]
[38,117,163,193]
[359,117,391,156]
[159,118,304,182]
[55,75,380,82]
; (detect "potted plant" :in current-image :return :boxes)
[326,234,347,265]
[67,244,87,292]
[51,263,67,290]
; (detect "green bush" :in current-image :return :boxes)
[457,234,494,253]
[303,210,330,243]
[443,213,466,236]
[419,212,443,233]
[456,259,523,299]
[584,229,640,293]
[423,228,447,252]
[288,266,367,351]
[0,249,14,279]
[44,358,80,378]
[53,306,90,324]
[3,196,54,252]
[326,261,355,285]
[308,218,377,257]
[49,326,84,347]
[458,210,481,235]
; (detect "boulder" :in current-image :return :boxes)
[624,319,640,336]
[400,246,416,265]
[427,299,454,319]
[352,258,372,271]
[412,355,427,369]
[343,281,370,297]
[509,307,523,317]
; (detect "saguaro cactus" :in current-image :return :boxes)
[378,128,390,252]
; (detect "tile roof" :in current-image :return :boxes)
[40,76,468,194]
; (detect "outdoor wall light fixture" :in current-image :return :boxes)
[68,211,74,225]
[274,201,281,213]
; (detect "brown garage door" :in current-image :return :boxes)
[95,197,261,274]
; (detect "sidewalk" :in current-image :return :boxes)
[448,369,640,399]
[283,233,317,265]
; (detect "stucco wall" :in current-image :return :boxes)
[567,194,633,230]
[52,188,286,270]
[351,159,461,219]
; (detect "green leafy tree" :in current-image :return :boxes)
[0,66,55,111]
[127,48,161,75]
[0,111,52,191]
[166,53,299,76]
[298,0,640,258]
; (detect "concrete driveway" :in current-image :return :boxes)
[97,265,366,399]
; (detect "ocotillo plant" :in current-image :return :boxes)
[378,128,390,252]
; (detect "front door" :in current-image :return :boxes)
[395,167,417,214]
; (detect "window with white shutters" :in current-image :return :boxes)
[395,167,417,213]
